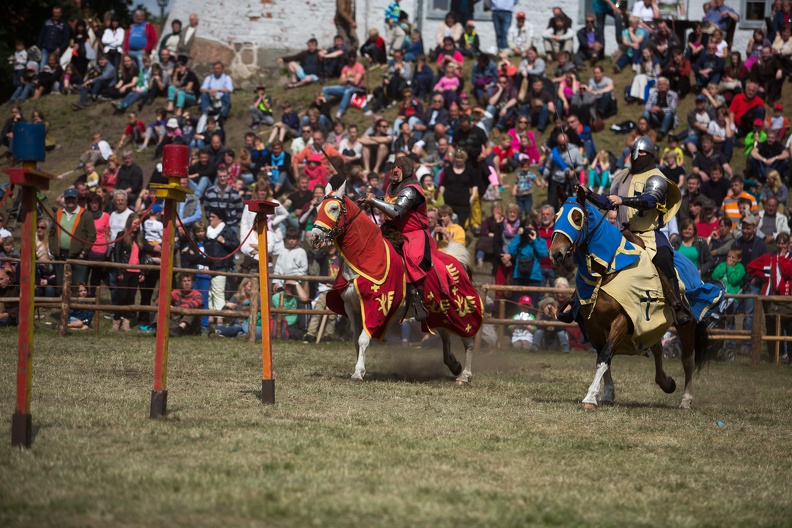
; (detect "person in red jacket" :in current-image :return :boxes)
[729,81,766,138]
[746,232,792,361]
[167,273,204,336]
[124,10,157,72]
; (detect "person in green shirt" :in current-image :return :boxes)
[271,280,310,340]
[711,247,746,294]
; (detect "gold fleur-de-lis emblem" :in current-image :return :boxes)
[446,264,460,284]
[371,284,380,292]
[376,291,395,315]
[465,324,472,333]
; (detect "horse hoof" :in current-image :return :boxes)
[455,377,470,385]
[600,400,614,407]
[450,364,463,377]
[662,377,677,394]
[582,403,598,411]
[679,399,692,410]
[350,374,364,382]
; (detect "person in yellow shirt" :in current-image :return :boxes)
[435,204,465,248]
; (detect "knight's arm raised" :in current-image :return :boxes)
[368,186,424,220]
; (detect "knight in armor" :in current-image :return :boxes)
[359,157,432,322]
[588,135,693,326]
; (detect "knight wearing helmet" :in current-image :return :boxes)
[588,135,692,326]
[359,156,432,321]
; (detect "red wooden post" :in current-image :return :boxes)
[4,122,54,447]
[244,200,277,404]
[149,145,192,418]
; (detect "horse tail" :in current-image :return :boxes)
[440,241,472,271]
[694,320,714,372]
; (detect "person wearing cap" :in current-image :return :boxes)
[574,15,604,69]
[729,81,766,138]
[588,135,692,326]
[459,20,481,58]
[684,93,715,156]
[507,12,532,57]
[203,164,244,230]
[49,187,96,295]
[744,116,767,156]
[733,213,769,341]
[248,85,274,130]
[490,0,518,53]
[750,129,789,180]
[510,294,536,349]
[767,103,789,138]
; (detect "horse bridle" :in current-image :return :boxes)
[561,197,608,261]
[313,194,365,242]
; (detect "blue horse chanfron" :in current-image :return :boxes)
[549,188,723,410]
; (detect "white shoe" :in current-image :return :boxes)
[364,110,373,116]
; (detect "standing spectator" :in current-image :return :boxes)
[85,192,110,294]
[543,133,584,208]
[49,188,96,294]
[439,149,477,228]
[278,39,321,89]
[166,58,200,118]
[733,215,769,345]
[729,81,765,138]
[110,213,143,332]
[203,165,244,230]
[642,77,678,140]
[37,6,70,69]
[632,0,659,27]
[593,0,623,52]
[513,157,544,217]
[200,62,233,121]
[177,13,200,57]
[673,219,715,278]
[757,196,790,245]
[491,0,518,54]
[575,15,605,69]
[712,246,746,295]
[116,150,144,205]
[335,0,359,51]
[124,10,157,72]
[204,209,240,323]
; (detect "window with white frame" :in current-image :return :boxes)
[741,0,771,29]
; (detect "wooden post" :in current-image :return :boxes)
[245,199,277,405]
[149,144,193,418]
[94,289,101,336]
[58,262,72,337]
[5,122,54,448]
[775,314,781,365]
[751,296,764,367]
[276,292,285,340]
[497,299,505,349]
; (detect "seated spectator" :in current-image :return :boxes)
[518,46,546,83]
[271,280,310,340]
[200,62,233,120]
[436,36,464,72]
[626,47,661,104]
[721,175,758,223]
[164,273,204,336]
[587,150,611,194]
[650,20,681,69]
[30,54,63,101]
[706,107,736,160]
[322,52,370,119]
[471,54,497,105]
[729,81,765,138]
[615,16,650,72]
[211,278,261,339]
[745,28,771,70]
[338,124,363,166]
[710,28,730,59]
[459,20,481,58]
[434,12,464,57]
[165,58,199,118]
[433,64,461,107]
[772,23,792,76]
[757,196,790,245]
[360,119,394,175]
[749,130,789,181]
[709,216,735,264]
[641,77,679,141]
[104,53,139,101]
[749,47,783,104]
[692,41,725,91]
[661,47,691,99]
[78,132,113,168]
[72,55,117,110]
[435,204,466,247]
[575,15,604,69]
[412,54,434,100]
[318,35,348,79]
[744,118,767,157]
[116,112,146,151]
[693,134,733,183]
[360,29,387,66]
[700,164,731,208]
[586,66,617,118]
[404,30,424,62]
[138,107,167,152]
[766,103,790,139]
[278,38,321,89]
[543,15,574,62]
[267,102,300,145]
[673,219,715,279]
[522,76,555,133]
[760,170,789,208]
[292,129,341,177]
[556,71,580,117]
[248,85,274,130]
[385,16,407,56]
[0,268,20,328]
[682,93,715,155]
[508,118,541,164]
[618,117,655,167]
[370,49,412,113]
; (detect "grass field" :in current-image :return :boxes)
[1,330,791,527]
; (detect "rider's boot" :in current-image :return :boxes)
[409,284,429,322]
[654,247,693,327]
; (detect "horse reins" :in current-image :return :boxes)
[316,194,365,241]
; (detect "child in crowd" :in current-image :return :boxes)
[0,236,19,261]
[117,112,146,151]
[433,64,461,107]
[249,85,274,130]
[512,158,543,218]
[83,162,100,190]
[67,283,94,330]
[10,62,37,103]
[510,295,536,349]
[587,150,611,194]
[62,63,83,95]
[493,134,516,176]
[273,227,308,288]
[180,111,196,145]
[661,149,686,189]
[531,277,572,353]
[143,204,164,263]
[712,248,746,295]
[139,108,167,152]
[268,102,301,144]
[271,280,310,340]
[766,103,789,139]
[513,132,541,165]
[224,149,241,181]
[303,153,328,190]
[9,40,27,91]
[661,135,685,168]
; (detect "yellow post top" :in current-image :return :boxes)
[150,183,193,203]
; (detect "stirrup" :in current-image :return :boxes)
[674,307,692,327]
[410,287,428,322]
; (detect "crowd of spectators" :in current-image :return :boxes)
[2,1,792,359]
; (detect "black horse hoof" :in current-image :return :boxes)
[663,377,677,394]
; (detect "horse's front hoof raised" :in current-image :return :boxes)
[581,402,598,411]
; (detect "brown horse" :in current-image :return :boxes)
[548,188,714,410]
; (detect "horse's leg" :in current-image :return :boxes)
[439,329,463,377]
[651,341,677,395]
[676,322,698,409]
[582,313,630,410]
[601,367,615,406]
[457,336,474,384]
[346,299,368,381]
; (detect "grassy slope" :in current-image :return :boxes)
[1,56,776,209]
[0,331,791,527]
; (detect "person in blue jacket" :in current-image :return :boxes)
[508,218,548,311]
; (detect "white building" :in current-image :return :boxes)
[163,0,764,87]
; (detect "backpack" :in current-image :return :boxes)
[610,120,636,134]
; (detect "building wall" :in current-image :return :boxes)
[164,0,754,86]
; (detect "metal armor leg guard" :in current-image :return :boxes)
[409,284,429,322]
[653,246,693,326]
